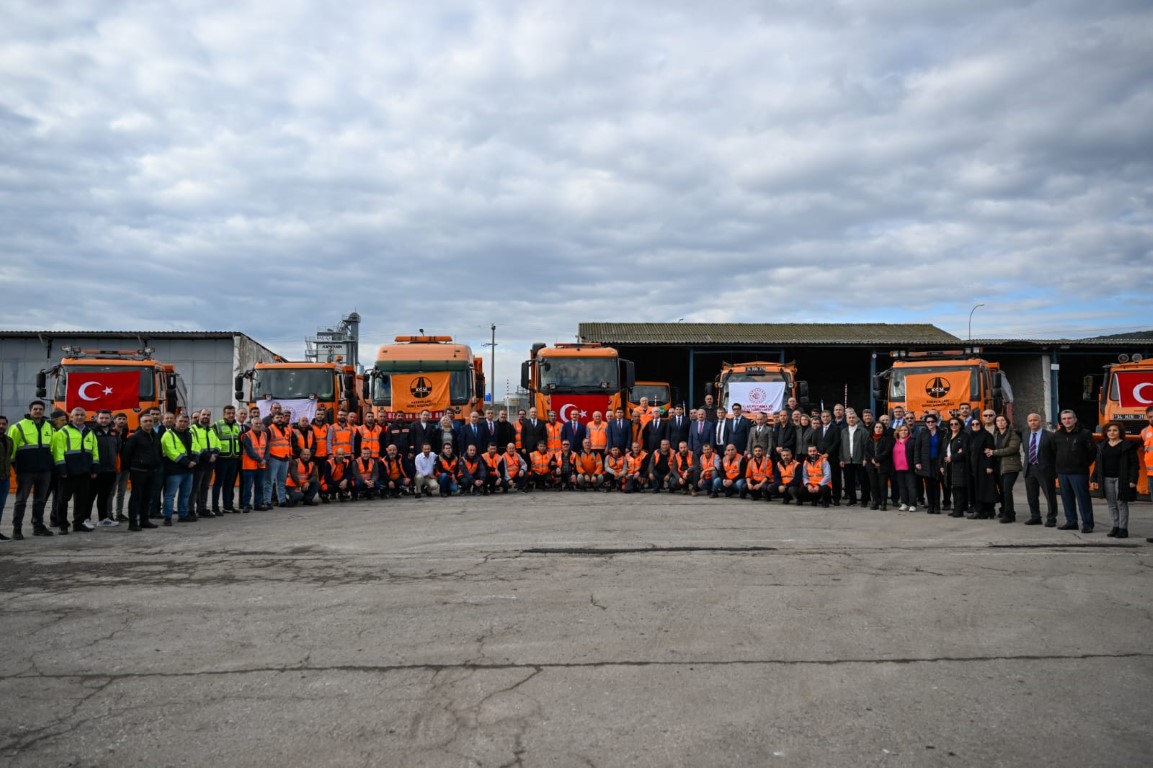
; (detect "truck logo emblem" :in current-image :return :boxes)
[411,377,432,398]
[926,377,950,398]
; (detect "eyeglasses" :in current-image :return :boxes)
[983,412,995,417]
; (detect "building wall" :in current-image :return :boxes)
[0,334,279,420]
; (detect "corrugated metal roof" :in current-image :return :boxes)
[578,323,960,346]
[969,337,1153,347]
[0,330,244,338]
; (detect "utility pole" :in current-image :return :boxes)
[483,324,497,406]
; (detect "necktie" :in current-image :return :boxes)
[717,423,723,443]
[1029,433,1038,464]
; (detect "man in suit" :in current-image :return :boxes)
[560,411,587,449]
[520,407,548,461]
[460,411,489,455]
[814,410,842,504]
[839,409,871,506]
[409,410,438,459]
[643,411,669,455]
[773,409,799,461]
[746,412,774,457]
[913,414,944,514]
[688,409,711,457]
[493,410,517,452]
[606,407,631,454]
[712,407,731,452]
[667,405,690,449]
[729,404,751,456]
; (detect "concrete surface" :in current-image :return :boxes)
[1,488,1151,767]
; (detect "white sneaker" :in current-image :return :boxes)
[80,520,96,531]
[98,518,118,527]
[897,504,906,511]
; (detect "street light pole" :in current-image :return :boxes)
[484,324,497,406]
[968,303,985,341]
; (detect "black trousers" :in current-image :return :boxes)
[830,462,843,502]
[129,470,156,525]
[191,462,214,513]
[842,463,863,503]
[87,472,117,520]
[12,471,52,530]
[1024,467,1058,522]
[57,474,91,529]
[212,457,239,510]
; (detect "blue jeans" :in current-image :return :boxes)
[241,468,266,509]
[1057,473,1093,527]
[163,473,193,520]
[437,473,459,495]
[0,478,8,525]
[712,477,746,497]
[267,457,289,504]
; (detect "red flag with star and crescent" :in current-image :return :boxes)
[1116,371,1153,409]
[65,371,140,412]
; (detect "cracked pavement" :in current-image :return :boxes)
[1,490,1151,767]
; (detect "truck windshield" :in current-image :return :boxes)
[888,366,978,400]
[630,385,671,406]
[253,369,334,400]
[371,375,392,405]
[58,366,154,400]
[449,369,472,404]
[541,357,618,392]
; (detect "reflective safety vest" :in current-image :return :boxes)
[699,452,718,479]
[51,424,99,474]
[503,451,522,477]
[1143,425,1153,475]
[482,452,503,475]
[673,452,694,475]
[356,457,376,479]
[777,460,799,485]
[311,423,330,458]
[514,420,523,450]
[462,457,482,479]
[293,427,315,456]
[436,455,459,475]
[358,424,384,459]
[746,456,770,482]
[325,457,349,489]
[530,450,553,475]
[241,431,267,470]
[382,455,408,480]
[625,451,646,474]
[331,425,353,457]
[587,422,608,451]
[213,419,241,458]
[723,455,742,480]
[286,459,312,488]
[268,424,293,459]
[546,422,563,455]
[576,451,601,475]
[606,455,625,475]
[805,458,828,486]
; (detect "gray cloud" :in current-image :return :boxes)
[2,0,1151,388]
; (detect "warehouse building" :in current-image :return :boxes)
[0,331,281,419]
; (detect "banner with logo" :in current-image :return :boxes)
[726,382,786,414]
[1116,371,1153,409]
[391,373,449,415]
[258,398,317,424]
[65,370,139,411]
[905,372,969,414]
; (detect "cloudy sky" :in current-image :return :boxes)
[2,0,1151,391]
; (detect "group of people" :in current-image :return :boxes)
[2,396,1150,542]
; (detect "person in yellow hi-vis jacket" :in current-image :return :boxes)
[51,407,99,534]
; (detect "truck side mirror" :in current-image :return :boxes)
[797,381,809,401]
[520,361,531,390]
[234,375,245,403]
[624,361,636,390]
[1082,375,1095,402]
[35,371,47,399]
[871,376,884,401]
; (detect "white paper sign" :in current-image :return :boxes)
[726,382,787,414]
[258,398,317,424]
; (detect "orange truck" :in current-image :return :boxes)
[628,381,677,414]
[370,336,485,422]
[36,347,187,429]
[521,342,635,424]
[235,361,364,423]
[706,361,807,415]
[874,351,1012,424]
[1084,354,1152,496]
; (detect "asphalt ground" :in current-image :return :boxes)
[1,485,1151,768]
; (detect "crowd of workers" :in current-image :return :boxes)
[1,396,1150,542]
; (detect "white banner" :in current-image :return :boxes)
[726,382,787,414]
[258,398,317,424]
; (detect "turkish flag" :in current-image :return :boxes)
[65,371,140,411]
[1116,371,1153,409]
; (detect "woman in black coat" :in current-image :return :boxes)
[966,419,997,519]
[867,421,895,510]
[1091,421,1140,538]
[942,418,969,517]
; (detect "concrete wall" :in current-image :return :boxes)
[0,334,280,420]
[995,355,1049,427]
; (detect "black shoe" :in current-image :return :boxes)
[140,520,158,529]
[212,507,221,515]
[708,492,717,498]
[832,500,840,506]
[822,501,830,508]
[999,516,1015,524]
[949,511,964,518]
[0,532,9,541]
[58,527,69,535]
[128,524,141,532]
[241,507,252,513]
[1081,525,1093,534]
[200,510,216,518]
[1107,527,1119,537]
[226,508,239,514]
[163,519,172,526]
[869,504,878,510]
[117,514,129,522]
[1024,517,1042,526]
[13,530,25,540]
[1058,523,1078,530]
[943,503,952,511]
[32,527,52,537]
[1116,529,1128,539]
[1044,520,1057,528]
[178,515,197,523]
[880,504,887,511]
